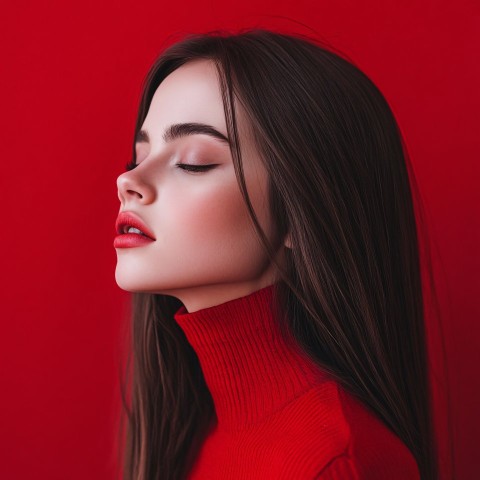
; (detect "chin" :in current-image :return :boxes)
[114,266,176,293]
[114,267,147,292]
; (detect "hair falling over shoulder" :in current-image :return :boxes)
[115,27,450,480]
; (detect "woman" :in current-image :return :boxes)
[114,28,439,479]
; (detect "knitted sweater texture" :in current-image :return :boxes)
[173,283,420,479]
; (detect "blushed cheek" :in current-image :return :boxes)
[165,183,255,249]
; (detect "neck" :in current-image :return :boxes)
[173,282,327,431]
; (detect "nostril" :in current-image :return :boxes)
[127,189,143,199]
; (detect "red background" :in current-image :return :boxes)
[1,1,478,478]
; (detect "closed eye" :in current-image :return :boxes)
[175,163,217,173]
[124,161,217,173]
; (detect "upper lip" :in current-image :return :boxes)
[115,211,156,240]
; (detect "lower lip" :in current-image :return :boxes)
[114,233,155,248]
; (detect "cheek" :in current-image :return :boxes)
[163,181,254,247]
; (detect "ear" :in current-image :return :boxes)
[284,231,293,249]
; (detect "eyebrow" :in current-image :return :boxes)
[135,122,231,146]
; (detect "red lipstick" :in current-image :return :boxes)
[114,211,156,248]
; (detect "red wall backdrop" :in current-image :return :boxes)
[1,1,478,478]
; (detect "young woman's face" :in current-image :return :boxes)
[115,59,287,312]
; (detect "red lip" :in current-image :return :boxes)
[114,211,156,248]
[114,233,155,248]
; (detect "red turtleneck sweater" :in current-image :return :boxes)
[173,284,420,479]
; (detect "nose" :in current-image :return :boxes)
[116,169,155,205]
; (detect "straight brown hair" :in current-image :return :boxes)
[116,28,447,479]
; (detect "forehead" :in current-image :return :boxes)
[142,59,228,141]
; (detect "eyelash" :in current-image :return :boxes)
[125,159,137,171]
[176,163,217,173]
[124,160,216,173]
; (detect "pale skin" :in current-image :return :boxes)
[115,59,291,312]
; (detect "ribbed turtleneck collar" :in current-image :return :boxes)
[173,283,327,431]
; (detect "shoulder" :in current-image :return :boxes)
[333,385,420,479]
[268,380,420,479]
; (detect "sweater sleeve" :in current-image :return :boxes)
[314,453,360,479]
[313,451,420,479]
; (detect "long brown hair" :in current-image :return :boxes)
[116,28,446,479]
